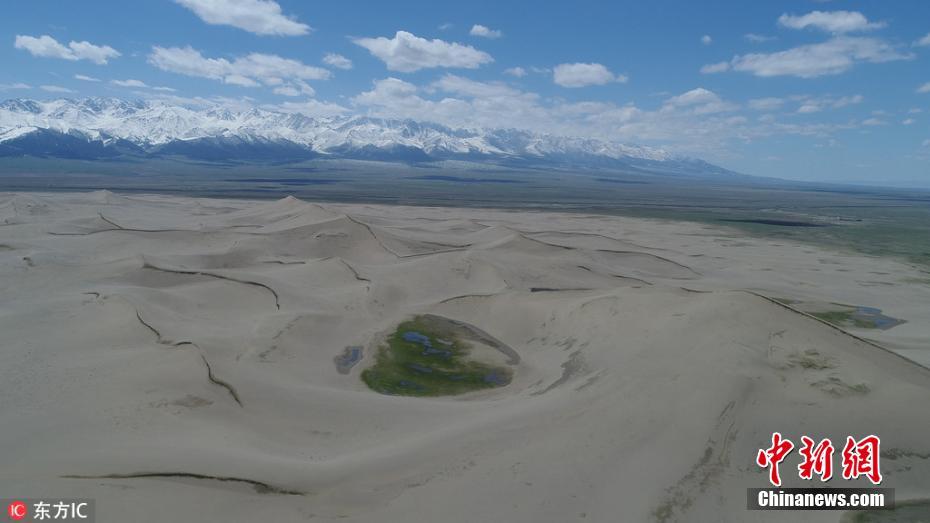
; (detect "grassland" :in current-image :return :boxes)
[807,305,906,331]
[361,316,512,396]
[810,310,879,329]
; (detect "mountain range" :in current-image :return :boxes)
[0,98,739,177]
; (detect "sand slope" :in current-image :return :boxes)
[1,192,929,522]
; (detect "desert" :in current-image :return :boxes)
[1,190,928,522]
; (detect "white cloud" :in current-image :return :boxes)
[748,97,784,111]
[273,80,314,96]
[224,74,260,87]
[470,24,502,39]
[323,53,352,70]
[14,34,120,64]
[862,117,886,126]
[272,86,300,96]
[663,88,737,114]
[665,88,720,107]
[148,46,330,95]
[110,78,177,92]
[135,93,262,112]
[902,118,915,125]
[700,61,730,74]
[270,99,350,117]
[701,35,712,45]
[353,76,548,130]
[916,33,930,47]
[797,103,821,114]
[438,23,453,31]
[832,94,864,108]
[174,0,309,36]
[726,37,911,78]
[40,85,74,93]
[923,139,930,148]
[350,77,851,158]
[553,63,626,87]
[353,31,493,73]
[74,74,100,82]
[795,94,863,113]
[349,76,865,158]
[0,83,30,90]
[112,79,148,88]
[777,11,886,33]
[67,41,121,65]
[918,82,930,94]
[431,74,522,99]
[504,66,527,77]
[353,77,420,107]
[353,76,632,135]
[745,33,776,43]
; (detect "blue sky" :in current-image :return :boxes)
[2,0,929,187]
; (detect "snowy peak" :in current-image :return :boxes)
[0,97,732,175]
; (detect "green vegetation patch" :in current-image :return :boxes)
[811,310,876,329]
[810,305,905,330]
[361,316,512,396]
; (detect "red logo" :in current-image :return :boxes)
[842,435,882,484]
[756,433,883,486]
[798,436,835,482]
[7,501,27,521]
[756,432,795,486]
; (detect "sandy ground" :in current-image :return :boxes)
[1,191,929,523]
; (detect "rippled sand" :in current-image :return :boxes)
[1,191,929,522]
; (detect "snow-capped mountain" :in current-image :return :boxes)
[0,97,736,176]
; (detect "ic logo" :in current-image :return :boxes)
[7,501,27,521]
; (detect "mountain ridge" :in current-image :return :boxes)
[0,97,740,177]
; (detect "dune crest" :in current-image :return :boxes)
[1,191,929,522]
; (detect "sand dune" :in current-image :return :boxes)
[1,192,929,522]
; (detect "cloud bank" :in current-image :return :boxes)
[174,0,310,35]
[14,35,120,64]
[553,63,626,87]
[353,31,493,72]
